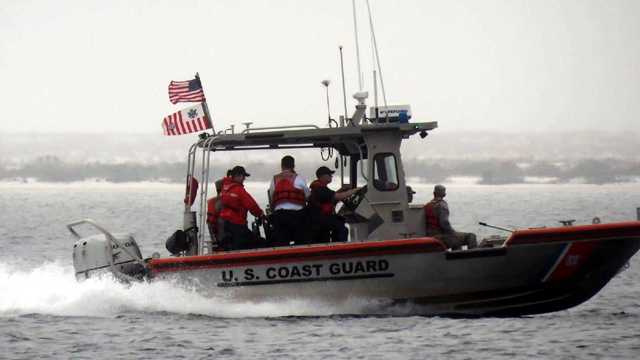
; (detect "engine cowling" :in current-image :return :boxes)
[72,232,145,281]
[68,219,148,281]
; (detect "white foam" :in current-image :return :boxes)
[0,262,385,318]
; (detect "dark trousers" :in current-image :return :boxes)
[271,209,310,246]
[309,209,348,244]
[221,220,257,251]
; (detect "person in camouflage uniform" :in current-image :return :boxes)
[423,184,477,250]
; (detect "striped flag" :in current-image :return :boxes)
[168,77,206,104]
[162,103,212,136]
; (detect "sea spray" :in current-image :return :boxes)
[0,261,388,318]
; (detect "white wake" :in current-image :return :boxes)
[0,261,391,318]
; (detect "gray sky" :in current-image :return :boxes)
[1,0,639,133]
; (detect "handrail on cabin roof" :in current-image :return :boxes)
[195,121,438,152]
[241,124,320,134]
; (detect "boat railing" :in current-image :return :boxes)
[241,124,320,134]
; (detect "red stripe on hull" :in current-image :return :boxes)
[149,238,446,274]
[506,221,640,246]
[546,241,597,282]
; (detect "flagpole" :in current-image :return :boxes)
[195,72,215,135]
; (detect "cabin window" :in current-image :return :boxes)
[373,153,399,191]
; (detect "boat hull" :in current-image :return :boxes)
[147,221,640,316]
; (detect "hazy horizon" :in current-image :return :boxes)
[1,130,638,165]
[2,0,639,134]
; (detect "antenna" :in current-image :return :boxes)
[321,79,332,125]
[339,46,348,126]
[352,0,363,92]
[365,0,389,122]
[370,16,379,122]
[373,69,378,121]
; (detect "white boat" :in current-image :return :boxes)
[68,112,640,316]
[67,2,640,315]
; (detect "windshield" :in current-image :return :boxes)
[373,153,399,191]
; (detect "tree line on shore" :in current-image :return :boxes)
[1,155,639,185]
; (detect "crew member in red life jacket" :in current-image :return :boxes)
[206,173,229,250]
[424,184,477,250]
[308,166,360,243]
[268,155,310,246]
[219,166,265,251]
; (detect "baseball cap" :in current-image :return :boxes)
[230,166,250,177]
[316,166,336,178]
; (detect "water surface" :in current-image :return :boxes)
[1,182,639,359]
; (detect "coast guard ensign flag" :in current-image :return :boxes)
[162,103,212,136]
[168,77,206,104]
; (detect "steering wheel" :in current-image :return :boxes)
[340,185,368,212]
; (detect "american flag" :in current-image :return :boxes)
[168,77,206,104]
[162,103,212,136]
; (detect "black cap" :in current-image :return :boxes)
[316,166,335,178]
[230,166,250,177]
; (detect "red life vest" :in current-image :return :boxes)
[424,199,443,233]
[220,181,246,224]
[309,179,335,216]
[272,171,306,207]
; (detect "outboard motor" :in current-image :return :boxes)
[68,219,146,281]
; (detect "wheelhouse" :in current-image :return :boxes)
[184,120,438,255]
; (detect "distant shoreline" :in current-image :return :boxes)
[2,156,639,186]
[2,177,639,188]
